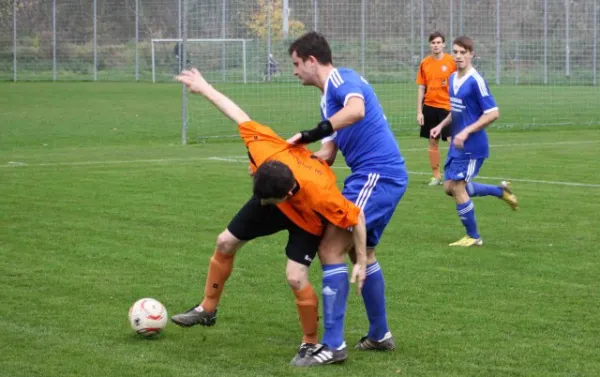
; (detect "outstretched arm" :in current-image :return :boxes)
[176,68,250,125]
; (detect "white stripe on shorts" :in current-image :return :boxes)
[355,173,380,210]
[466,159,477,182]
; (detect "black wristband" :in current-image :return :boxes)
[299,120,334,144]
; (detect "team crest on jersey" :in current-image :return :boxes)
[442,65,448,72]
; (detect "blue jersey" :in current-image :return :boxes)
[320,68,406,175]
[448,68,498,159]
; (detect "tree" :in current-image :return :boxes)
[246,0,305,40]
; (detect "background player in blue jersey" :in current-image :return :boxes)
[430,36,518,247]
[287,31,408,366]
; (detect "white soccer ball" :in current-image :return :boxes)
[128,298,168,337]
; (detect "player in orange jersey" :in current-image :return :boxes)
[416,31,457,186]
[170,68,367,365]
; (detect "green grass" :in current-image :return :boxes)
[1,82,599,377]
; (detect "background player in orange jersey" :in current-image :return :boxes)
[170,68,367,365]
[416,31,457,186]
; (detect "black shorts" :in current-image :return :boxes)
[227,197,321,266]
[420,104,451,141]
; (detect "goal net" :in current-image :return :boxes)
[151,38,249,83]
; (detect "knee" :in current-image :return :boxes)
[215,231,238,254]
[318,242,345,264]
[444,182,454,196]
[286,267,308,290]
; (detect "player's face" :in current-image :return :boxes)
[429,37,445,55]
[452,44,473,70]
[290,51,318,86]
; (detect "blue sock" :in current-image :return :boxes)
[467,182,503,198]
[362,262,389,341]
[457,200,480,239]
[321,264,349,349]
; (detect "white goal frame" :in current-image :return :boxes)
[151,38,249,83]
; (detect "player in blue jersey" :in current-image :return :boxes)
[287,31,408,366]
[430,36,518,247]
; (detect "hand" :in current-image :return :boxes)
[248,164,255,177]
[417,113,424,126]
[430,125,441,139]
[175,68,211,94]
[286,133,302,144]
[350,262,366,295]
[453,130,469,149]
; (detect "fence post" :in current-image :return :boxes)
[93,0,97,81]
[314,0,318,31]
[593,0,598,86]
[544,0,548,84]
[565,0,570,79]
[267,0,272,81]
[420,0,424,60]
[410,0,414,73]
[135,0,139,81]
[361,0,365,76]
[496,0,500,85]
[53,0,56,81]
[222,0,227,81]
[181,0,188,145]
[283,0,289,38]
[13,0,16,82]
[450,0,453,46]
[178,0,182,73]
[459,0,463,35]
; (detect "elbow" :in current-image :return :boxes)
[355,107,366,121]
[490,109,500,122]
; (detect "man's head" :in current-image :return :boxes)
[253,160,297,205]
[452,36,474,71]
[429,31,446,56]
[288,31,333,86]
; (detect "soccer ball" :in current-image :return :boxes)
[128,298,168,336]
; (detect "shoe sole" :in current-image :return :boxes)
[501,181,519,210]
[170,317,197,327]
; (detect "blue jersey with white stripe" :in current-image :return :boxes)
[448,68,498,159]
[321,68,406,175]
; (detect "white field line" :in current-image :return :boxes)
[2,140,600,188]
[197,159,600,188]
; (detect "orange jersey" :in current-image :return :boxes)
[238,120,360,236]
[416,53,456,111]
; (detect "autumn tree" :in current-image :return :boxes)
[246,0,305,40]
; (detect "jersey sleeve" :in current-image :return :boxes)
[238,120,288,166]
[416,60,426,85]
[331,74,365,108]
[473,79,498,114]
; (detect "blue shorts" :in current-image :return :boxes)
[342,172,407,248]
[444,157,485,182]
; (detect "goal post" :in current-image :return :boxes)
[151,38,249,84]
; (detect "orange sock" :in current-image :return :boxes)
[428,145,441,179]
[292,283,319,344]
[200,251,235,312]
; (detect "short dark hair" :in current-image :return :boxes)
[453,36,474,53]
[288,31,333,65]
[429,31,445,43]
[253,160,295,200]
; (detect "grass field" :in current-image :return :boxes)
[1,82,599,377]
